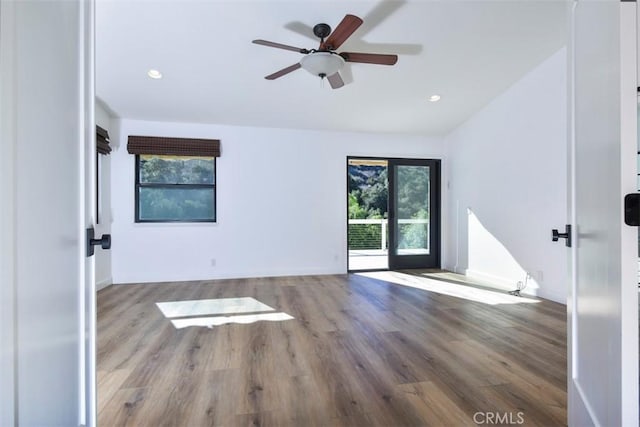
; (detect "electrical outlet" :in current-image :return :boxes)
[210,258,216,267]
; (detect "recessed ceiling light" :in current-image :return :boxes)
[147,69,162,79]
[428,94,441,102]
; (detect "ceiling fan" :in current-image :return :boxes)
[252,14,398,89]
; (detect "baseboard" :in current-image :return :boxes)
[534,288,566,305]
[96,277,113,291]
[465,269,566,304]
[464,269,515,291]
[117,265,351,285]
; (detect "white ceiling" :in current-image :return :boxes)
[96,0,568,136]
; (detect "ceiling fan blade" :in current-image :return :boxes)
[265,63,302,80]
[327,72,344,89]
[252,39,308,54]
[322,14,363,50]
[284,21,318,41]
[340,52,398,65]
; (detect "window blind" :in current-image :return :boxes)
[97,125,111,155]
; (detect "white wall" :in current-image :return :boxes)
[444,47,567,303]
[110,120,445,284]
[95,100,113,290]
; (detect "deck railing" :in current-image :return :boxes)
[348,218,429,251]
[348,218,388,251]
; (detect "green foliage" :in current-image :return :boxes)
[397,166,429,220]
[348,163,430,251]
[348,165,388,219]
[348,193,368,219]
[348,164,388,249]
[139,188,214,221]
[396,166,430,249]
[138,155,215,221]
[140,155,214,184]
[398,223,428,250]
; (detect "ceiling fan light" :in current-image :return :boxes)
[300,52,345,78]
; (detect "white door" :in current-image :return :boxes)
[0,0,96,425]
[569,1,639,425]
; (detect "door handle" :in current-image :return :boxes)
[624,193,640,226]
[551,224,572,247]
[86,227,111,257]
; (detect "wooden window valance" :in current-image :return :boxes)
[97,125,111,155]
[127,136,221,157]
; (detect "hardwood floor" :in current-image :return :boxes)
[97,272,566,426]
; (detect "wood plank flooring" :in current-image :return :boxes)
[97,272,566,426]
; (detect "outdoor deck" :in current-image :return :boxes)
[348,249,388,270]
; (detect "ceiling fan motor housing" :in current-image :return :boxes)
[313,23,332,40]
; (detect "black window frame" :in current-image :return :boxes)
[134,154,217,223]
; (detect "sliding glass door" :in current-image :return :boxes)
[388,159,440,269]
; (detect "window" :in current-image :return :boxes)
[127,135,221,223]
[135,154,216,222]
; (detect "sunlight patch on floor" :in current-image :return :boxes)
[170,312,295,329]
[156,297,275,318]
[156,297,294,329]
[357,271,540,305]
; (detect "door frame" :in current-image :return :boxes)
[346,156,442,272]
[346,156,390,272]
[82,0,98,423]
[388,158,441,270]
[0,2,17,424]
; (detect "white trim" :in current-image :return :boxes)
[465,269,566,304]
[618,4,639,424]
[0,1,17,425]
[574,380,602,427]
[96,278,113,292]
[534,287,566,305]
[464,269,514,290]
[80,0,97,425]
[567,3,579,424]
[114,267,347,285]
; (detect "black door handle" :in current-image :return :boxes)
[551,224,571,247]
[91,234,111,249]
[86,228,111,257]
[624,193,640,226]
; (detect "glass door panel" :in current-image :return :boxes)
[396,165,430,255]
[388,159,440,269]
